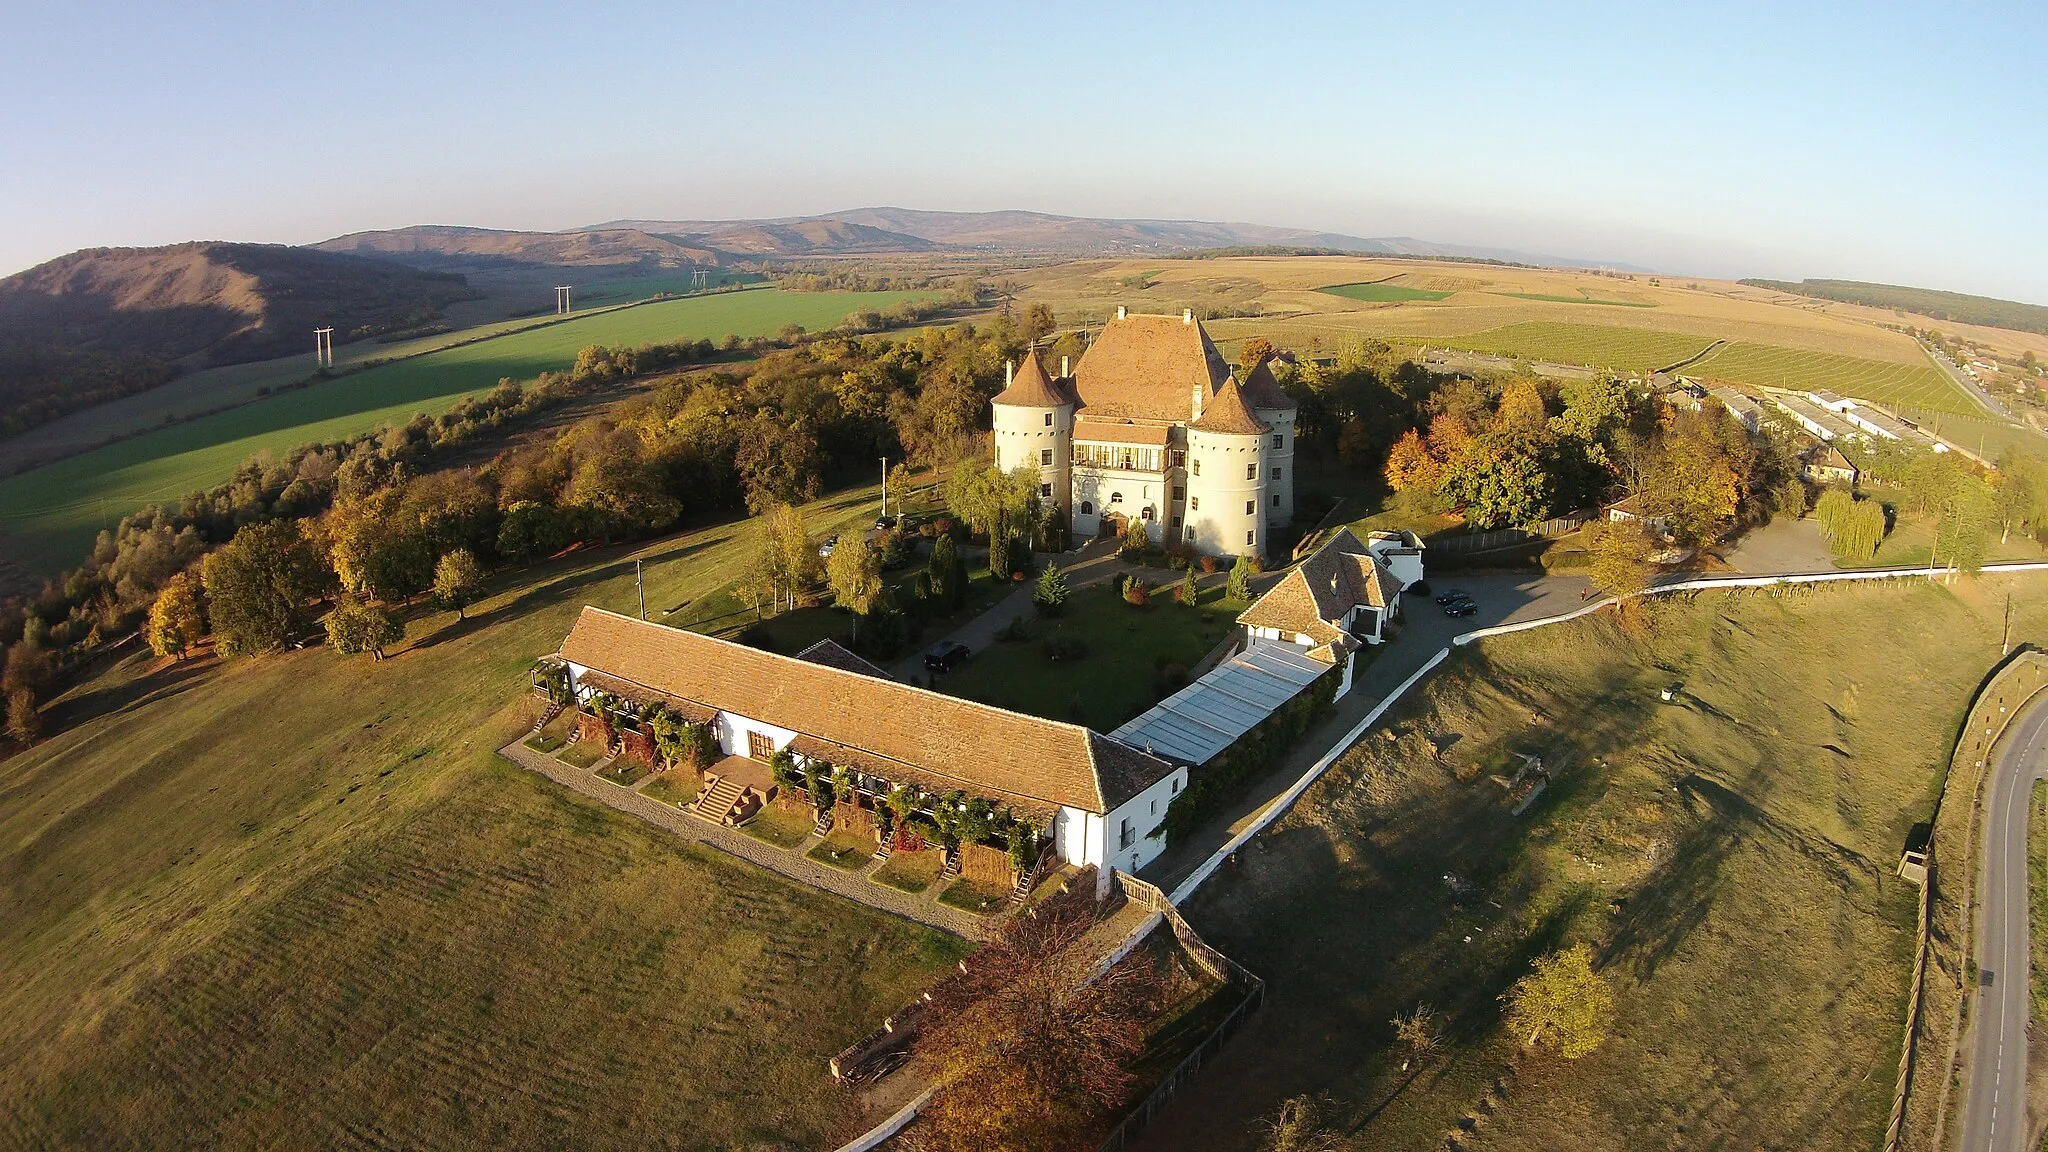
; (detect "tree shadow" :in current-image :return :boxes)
[45,653,216,734]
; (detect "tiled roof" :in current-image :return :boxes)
[1073,419,1173,446]
[1071,313,1232,421]
[992,348,1070,408]
[1188,375,1269,436]
[1237,529,1398,646]
[1239,358,1297,411]
[559,607,1172,813]
[795,638,893,680]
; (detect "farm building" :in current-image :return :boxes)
[549,607,1185,889]
[1706,385,1764,433]
[1802,444,1860,486]
[1239,529,1406,676]
[992,309,1295,558]
[1604,495,1673,537]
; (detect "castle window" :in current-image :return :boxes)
[1185,527,1196,542]
[1274,467,1282,482]
[1172,485,1184,500]
[1141,506,1154,521]
[1042,483,1054,498]
[1246,463,1258,481]
[1192,459,1201,476]
[1245,500,1255,515]
[1040,449,1053,466]
[1080,501,1094,515]
[1272,434,1283,449]
[1272,494,1280,507]
[1247,530,1257,546]
[1109,492,1123,504]
[1044,412,1053,426]
[1171,516,1182,529]
[1169,450,1186,469]
[1190,496,1199,511]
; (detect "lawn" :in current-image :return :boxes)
[0,287,940,576]
[1686,340,1976,416]
[2031,782,2048,1030]
[639,769,701,808]
[808,829,877,870]
[937,575,1241,731]
[1393,321,1715,373]
[0,483,971,1150]
[1136,580,2048,1152]
[597,759,650,787]
[1318,281,1453,304]
[938,877,1011,915]
[872,848,944,893]
[740,803,817,849]
[558,741,605,769]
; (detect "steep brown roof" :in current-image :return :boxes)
[1239,359,1297,412]
[559,608,1171,813]
[992,348,1070,408]
[1073,419,1172,446]
[1071,313,1231,421]
[795,638,893,680]
[1237,529,1399,645]
[1188,375,1269,436]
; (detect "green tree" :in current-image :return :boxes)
[1226,554,1255,602]
[201,520,332,657]
[1552,373,1635,446]
[1933,477,1996,577]
[1177,567,1200,605]
[749,502,821,615]
[1034,562,1069,615]
[145,571,206,660]
[930,533,965,609]
[826,532,884,641]
[325,595,404,660]
[1501,943,1615,1059]
[1119,517,1150,559]
[327,487,433,602]
[1440,431,1553,529]
[496,500,569,564]
[433,549,485,620]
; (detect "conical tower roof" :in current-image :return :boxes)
[992,348,1069,408]
[1240,357,1296,411]
[1188,375,1269,436]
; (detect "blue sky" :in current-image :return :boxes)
[4,1,2044,301]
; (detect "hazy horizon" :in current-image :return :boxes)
[5,1,2045,303]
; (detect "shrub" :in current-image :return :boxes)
[325,595,403,660]
[1123,579,1150,607]
[1176,568,1200,605]
[1033,562,1069,615]
[1199,554,1220,574]
[994,616,1032,643]
[1119,518,1151,559]
[1225,554,1255,602]
[1042,636,1089,662]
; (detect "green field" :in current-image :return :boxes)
[1399,321,1715,373]
[1686,341,1973,415]
[0,483,969,1149]
[1318,281,1453,303]
[1143,580,2048,1151]
[0,288,936,575]
[1498,291,1655,308]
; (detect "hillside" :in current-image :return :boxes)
[0,243,476,435]
[1741,278,2048,336]
[316,224,728,269]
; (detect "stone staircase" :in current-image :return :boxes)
[691,777,749,825]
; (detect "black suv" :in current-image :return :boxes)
[923,641,971,673]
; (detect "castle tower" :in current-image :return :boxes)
[1183,374,1270,558]
[991,348,1073,513]
[1240,357,1298,530]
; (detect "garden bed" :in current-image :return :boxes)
[738,804,815,849]
[640,769,701,807]
[937,877,1010,915]
[523,732,566,754]
[870,849,943,893]
[598,759,651,787]
[807,829,877,871]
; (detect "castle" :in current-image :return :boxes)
[991,308,1295,558]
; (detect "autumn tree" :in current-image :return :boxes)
[1440,431,1553,529]
[1239,337,1276,371]
[433,549,485,620]
[5,688,38,743]
[1383,428,1441,493]
[825,531,883,641]
[327,487,433,602]
[496,500,569,564]
[748,502,820,615]
[201,520,332,657]
[1022,301,1056,342]
[1501,943,1615,1059]
[907,897,1161,1152]
[145,571,206,660]
[325,595,404,660]
[1494,377,1549,434]
[736,413,825,513]
[1588,521,1654,600]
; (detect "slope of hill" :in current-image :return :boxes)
[1740,277,2048,336]
[316,225,728,269]
[0,243,476,436]
[688,217,935,255]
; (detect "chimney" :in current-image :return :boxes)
[1116,305,1127,320]
[1183,308,1193,325]
[1005,360,1013,386]
[1060,355,1070,377]
[1192,381,1205,422]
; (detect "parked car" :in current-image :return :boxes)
[923,641,971,673]
[874,515,897,530]
[817,535,838,559]
[1434,588,1470,605]
[1443,601,1479,618]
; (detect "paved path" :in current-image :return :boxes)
[498,739,989,939]
[1926,343,2016,421]
[1962,696,2048,1152]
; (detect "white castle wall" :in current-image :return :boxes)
[1183,427,1267,558]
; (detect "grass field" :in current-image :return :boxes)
[1686,341,1973,415]
[1396,321,1715,373]
[1319,282,1452,304]
[937,576,1241,732]
[1498,291,1655,308]
[0,287,937,576]
[0,482,971,1150]
[2030,782,2048,1031]
[1137,579,2048,1151]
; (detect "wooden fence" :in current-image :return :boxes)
[1429,513,1590,554]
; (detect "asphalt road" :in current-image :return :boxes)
[1963,694,2048,1152]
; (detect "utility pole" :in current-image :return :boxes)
[636,560,646,620]
[2003,586,2013,656]
[880,456,889,519]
